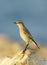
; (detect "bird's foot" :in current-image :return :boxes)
[22,44,29,54]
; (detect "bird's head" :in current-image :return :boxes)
[14,20,24,28]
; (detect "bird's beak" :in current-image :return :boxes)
[13,22,17,24]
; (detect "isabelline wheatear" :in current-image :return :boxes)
[14,20,40,53]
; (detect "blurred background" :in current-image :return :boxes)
[0,0,47,45]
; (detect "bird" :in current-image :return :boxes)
[14,20,40,53]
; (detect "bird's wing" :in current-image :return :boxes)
[23,26,34,40]
[24,27,40,49]
[23,26,32,37]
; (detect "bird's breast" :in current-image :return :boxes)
[20,30,28,43]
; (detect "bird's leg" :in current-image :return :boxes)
[23,43,29,54]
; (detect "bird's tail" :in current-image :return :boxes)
[30,39,40,49]
[33,40,40,49]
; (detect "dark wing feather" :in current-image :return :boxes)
[23,26,40,49]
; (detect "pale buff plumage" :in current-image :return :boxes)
[14,20,40,52]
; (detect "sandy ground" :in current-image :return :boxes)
[0,34,47,65]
